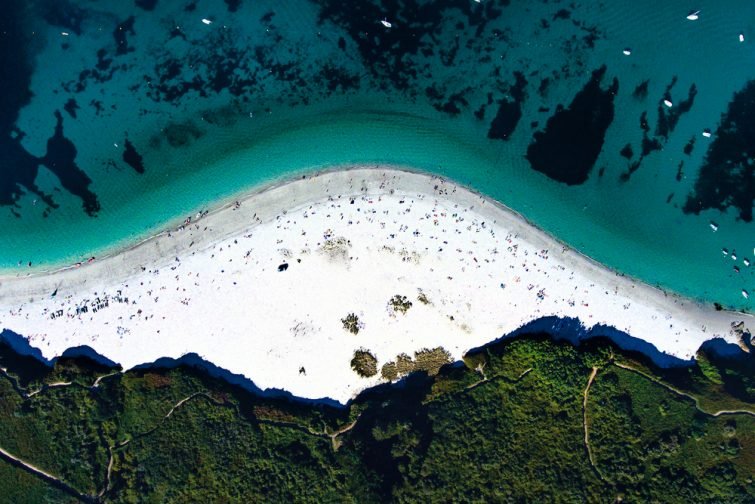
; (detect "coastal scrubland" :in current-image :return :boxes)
[0,334,752,503]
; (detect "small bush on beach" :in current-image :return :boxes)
[341,313,361,335]
[381,362,398,381]
[319,236,351,262]
[380,347,453,381]
[389,295,413,315]
[414,347,453,375]
[351,349,378,378]
[417,291,430,305]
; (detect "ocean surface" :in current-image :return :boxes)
[0,0,752,310]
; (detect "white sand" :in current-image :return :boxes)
[0,167,751,402]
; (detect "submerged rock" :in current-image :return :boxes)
[122,138,145,174]
[487,72,527,141]
[525,66,618,185]
[685,79,755,222]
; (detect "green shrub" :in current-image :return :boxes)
[350,349,378,378]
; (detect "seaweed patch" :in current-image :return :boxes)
[41,111,100,216]
[0,1,63,215]
[114,16,136,56]
[41,0,86,36]
[122,138,146,174]
[315,0,506,91]
[656,80,697,140]
[684,80,755,222]
[525,66,618,185]
[135,0,158,11]
[632,79,649,99]
[63,98,79,119]
[487,72,527,141]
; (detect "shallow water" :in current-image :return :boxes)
[0,0,752,310]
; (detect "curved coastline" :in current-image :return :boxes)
[1,163,751,315]
[0,166,752,402]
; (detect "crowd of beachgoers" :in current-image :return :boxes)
[0,168,750,401]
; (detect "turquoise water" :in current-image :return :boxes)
[1,0,753,310]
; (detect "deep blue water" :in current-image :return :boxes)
[0,0,753,310]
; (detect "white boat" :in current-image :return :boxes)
[722,248,729,256]
[743,290,749,299]
[202,18,212,25]
[664,99,673,107]
[709,221,718,231]
[732,252,738,261]
[380,18,392,28]
[739,33,745,42]
[702,129,712,138]
[622,48,632,56]
[744,258,751,267]
[686,10,700,21]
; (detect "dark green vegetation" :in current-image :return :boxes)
[416,291,430,305]
[341,313,360,335]
[350,349,378,378]
[388,294,413,315]
[0,458,74,503]
[0,334,752,503]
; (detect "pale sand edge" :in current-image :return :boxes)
[0,165,751,356]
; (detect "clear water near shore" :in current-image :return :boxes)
[1,0,753,310]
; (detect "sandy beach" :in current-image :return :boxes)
[0,166,751,402]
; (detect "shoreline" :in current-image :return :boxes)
[0,166,751,402]
[2,162,749,315]
[0,165,347,278]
